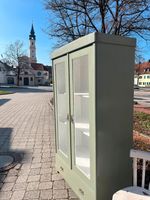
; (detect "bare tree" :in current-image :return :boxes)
[44,0,150,45]
[1,40,27,86]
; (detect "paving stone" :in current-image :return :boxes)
[39,181,52,190]
[16,176,28,183]
[13,183,27,191]
[0,182,4,189]
[27,182,39,191]
[52,173,63,181]
[30,163,41,169]
[41,162,51,169]
[0,191,12,199]
[40,189,52,199]
[68,189,78,199]
[24,190,40,199]
[4,176,17,183]
[29,168,40,176]
[27,175,40,182]
[40,173,52,182]
[0,91,79,200]
[53,180,65,189]
[1,183,15,191]
[40,168,52,175]
[53,189,68,199]
[11,190,25,200]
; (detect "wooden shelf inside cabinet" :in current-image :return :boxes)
[75,122,89,136]
[74,93,89,98]
[58,92,67,95]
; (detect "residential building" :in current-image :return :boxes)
[0,61,16,85]
[138,74,150,87]
[134,61,150,87]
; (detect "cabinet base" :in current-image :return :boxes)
[55,154,95,200]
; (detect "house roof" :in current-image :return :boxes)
[0,61,14,71]
[135,62,150,74]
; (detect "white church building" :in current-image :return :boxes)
[19,24,51,86]
[0,25,51,86]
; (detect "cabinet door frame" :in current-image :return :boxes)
[69,46,96,187]
[53,55,71,165]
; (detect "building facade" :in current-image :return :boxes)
[0,25,51,86]
[135,61,150,87]
[138,74,150,87]
[0,61,17,85]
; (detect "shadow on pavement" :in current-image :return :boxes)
[0,128,26,184]
[0,99,11,106]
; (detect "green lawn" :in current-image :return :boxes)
[0,90,12,95]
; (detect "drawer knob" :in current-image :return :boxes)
[60,166,64,171]
[79,188,84,195]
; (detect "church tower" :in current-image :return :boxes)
[29,24,37,63]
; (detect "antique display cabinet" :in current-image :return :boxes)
[52,33,136,200]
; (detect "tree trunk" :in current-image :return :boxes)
[17,66,20,86]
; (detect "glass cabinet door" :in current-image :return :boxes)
[70,49,91,179]
[54,57,70,160]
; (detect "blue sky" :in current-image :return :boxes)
[0,0,150,64]
[0,0,55,65]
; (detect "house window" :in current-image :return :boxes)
[38,79,40,83]
[139,76,142,79]
[147,76,150,79]
[25,71,28,75]
[30,77,33,81]
[139,82,142,85]
[20,77,22,81]
[144,76,146,79]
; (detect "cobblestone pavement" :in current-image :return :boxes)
[0,88,78,200]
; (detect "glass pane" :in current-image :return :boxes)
[55,62,68,157]
[72,55,90,178]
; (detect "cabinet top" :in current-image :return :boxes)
[51,32,136,59]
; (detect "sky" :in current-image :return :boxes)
[0,0,55,65]
[0,0,150,65]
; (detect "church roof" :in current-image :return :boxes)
[31,63,45,71]
[29,24,36,40]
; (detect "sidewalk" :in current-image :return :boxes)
[0,89,78,199]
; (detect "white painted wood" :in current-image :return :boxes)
[133,157,137,186]
[130,149,150,189]
[112,186,150,200]
[130,149,150,161]
[142,159,146,188]
[113,149,150,199]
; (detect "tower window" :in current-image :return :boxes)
[37,71,41,76]
[32,42,33,45]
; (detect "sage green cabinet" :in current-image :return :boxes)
[52,33,136,200]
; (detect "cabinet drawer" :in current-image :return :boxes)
[56,155,95,200]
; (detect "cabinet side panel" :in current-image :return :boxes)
[96,42,135,200]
